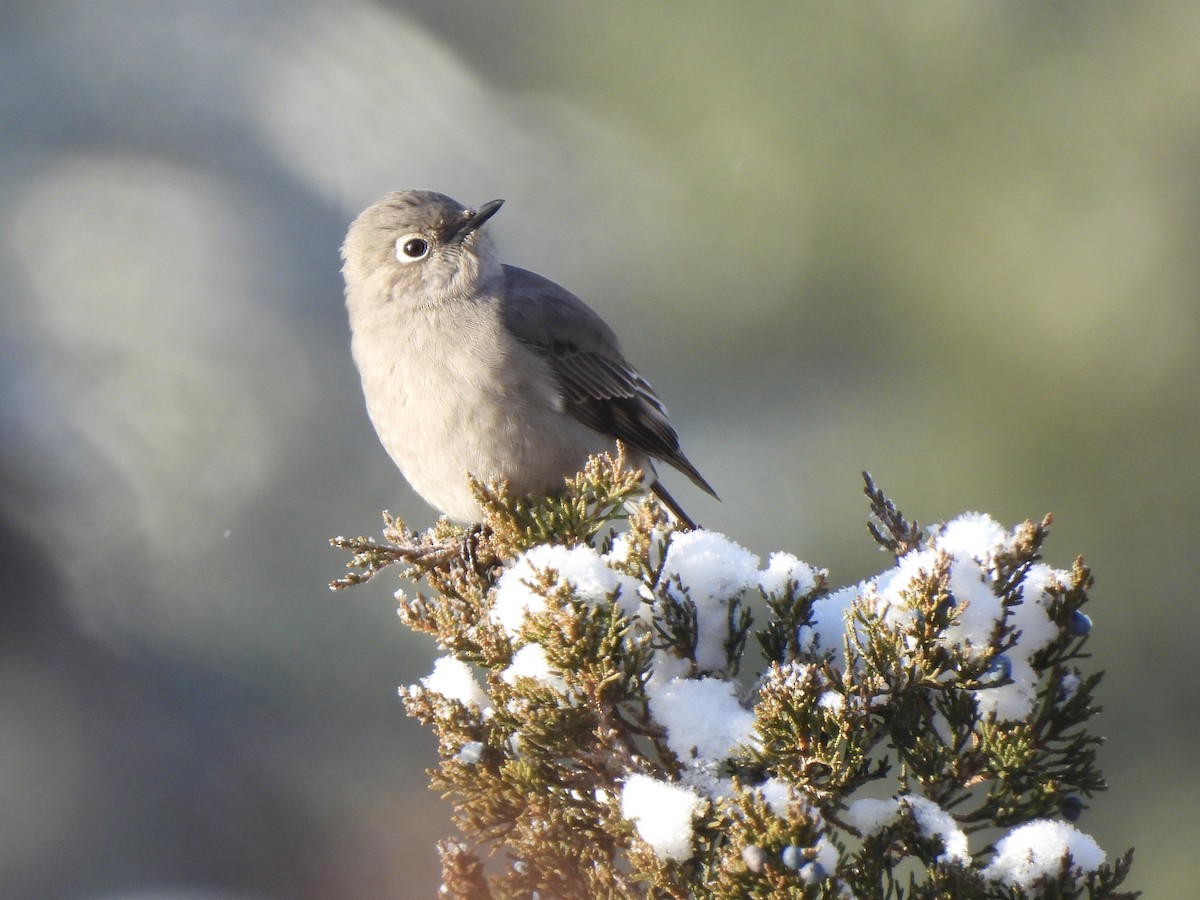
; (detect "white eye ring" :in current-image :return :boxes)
[395,234,430,262]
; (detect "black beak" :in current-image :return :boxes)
[452,199,504,239]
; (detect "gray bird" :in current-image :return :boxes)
[341,190,717,527]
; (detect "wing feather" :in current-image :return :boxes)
[499,266,717,499]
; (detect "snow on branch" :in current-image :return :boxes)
[331,453,1137,899]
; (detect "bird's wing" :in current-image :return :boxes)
[499,265,717,499]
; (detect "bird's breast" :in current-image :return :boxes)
[351,301,577,519]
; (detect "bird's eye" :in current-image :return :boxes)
[395,235,430,262]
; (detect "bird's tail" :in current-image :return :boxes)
[648,480,698,530]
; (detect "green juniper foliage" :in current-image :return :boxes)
[331,453,1136,899]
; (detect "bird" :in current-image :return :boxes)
[340,190,717,528]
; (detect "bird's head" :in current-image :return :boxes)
[341,190,505,310]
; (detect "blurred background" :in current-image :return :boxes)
[2,1,1197,896]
